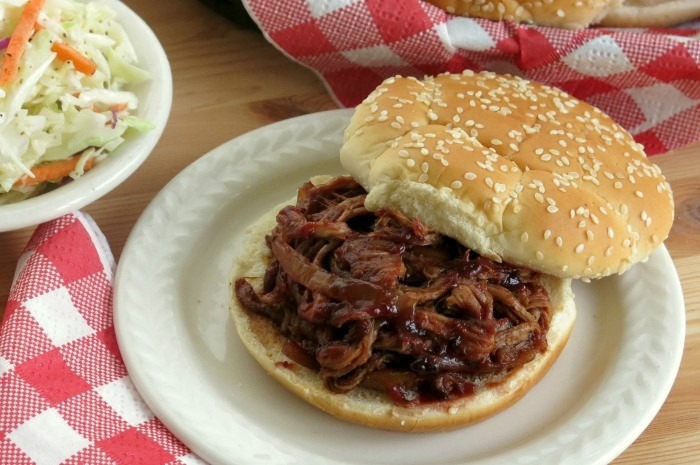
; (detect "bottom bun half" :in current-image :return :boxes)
[229,198,577,433]
[600,0,700,28]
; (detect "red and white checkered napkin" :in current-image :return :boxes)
[0,213,202,465]
[243,0,700,155]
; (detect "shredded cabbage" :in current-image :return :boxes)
[0,0,150,198]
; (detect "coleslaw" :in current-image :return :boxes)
[0,0,152,204]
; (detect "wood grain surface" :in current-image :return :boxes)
[1,0,698,462]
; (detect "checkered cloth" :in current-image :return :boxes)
[0,213,201,465]
[243,0,700,155]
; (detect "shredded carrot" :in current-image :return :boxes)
[0,0,46,86]
[51,41,96,76]
[36,22,98,77]
[14,155,95,188]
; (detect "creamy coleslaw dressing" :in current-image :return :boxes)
[0,0,151,202]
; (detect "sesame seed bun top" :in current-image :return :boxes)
[426,0,617,29]
[427,0,700,28]
[340,71,674,280]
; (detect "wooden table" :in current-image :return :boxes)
[1,0,697,463]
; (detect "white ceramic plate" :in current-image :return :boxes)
[114,109,685,465]
[0,0,172,232]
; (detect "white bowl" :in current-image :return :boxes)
[0,0,172,232]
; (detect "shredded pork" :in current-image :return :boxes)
[235,176,552,406]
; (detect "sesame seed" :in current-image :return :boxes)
[485,177,494,188]
[451,180,463,189]
[544,229,552,239]
[421,162,429,173]
[418,173,429,183]
[398,149,409,158]
[587,256,595,266]
[406,159,416,168]
[521,232,529,243]
[605,246,613,257]
[464,172,477,180]
[578,220,586,228]
[547,205,558,213]
[556,236,563,247]
[575,243,585,254]
[536,251,544,260]
[635,190,644,198]
[586,230,594,240]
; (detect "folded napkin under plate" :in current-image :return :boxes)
[0,213,202,465]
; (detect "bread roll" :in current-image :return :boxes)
[340,71,674,279]
[427,0,699,28]
[599,0,700,27]
[427,0,619,28]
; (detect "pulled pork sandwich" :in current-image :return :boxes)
[427,0,700,28]
[230,71,674,432]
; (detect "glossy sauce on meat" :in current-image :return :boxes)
[235,176,552,406]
